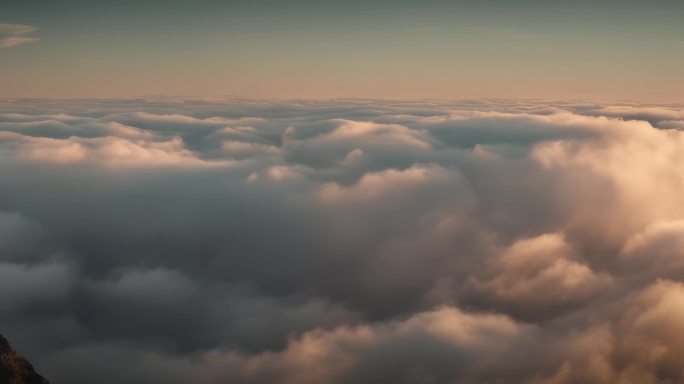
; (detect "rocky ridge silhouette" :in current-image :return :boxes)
[0,335,49,384]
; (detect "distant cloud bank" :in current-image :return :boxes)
[1,98,684,383]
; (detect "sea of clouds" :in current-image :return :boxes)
[1,98,684,383]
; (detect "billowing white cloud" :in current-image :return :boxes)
[465,233,614,318]
[319,164,454,203]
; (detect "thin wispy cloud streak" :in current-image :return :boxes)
[0,22,39,48]
[1,98,684,383]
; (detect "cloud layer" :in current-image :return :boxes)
[1,98,684,383]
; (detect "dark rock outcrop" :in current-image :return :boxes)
[0,335,49,384]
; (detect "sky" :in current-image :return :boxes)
[1,0,684,100]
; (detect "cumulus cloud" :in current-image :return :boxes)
[463,233,614,320]
[0,22,39,48]
[1,98,684,383]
